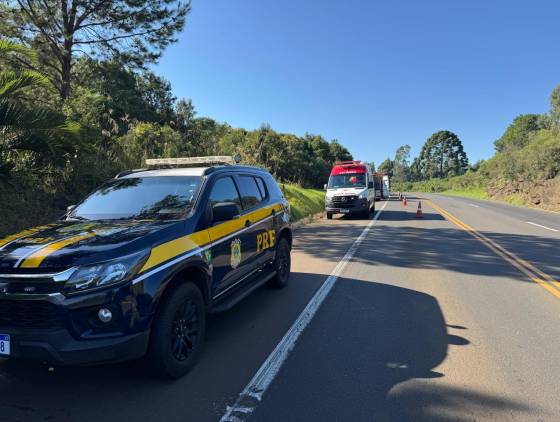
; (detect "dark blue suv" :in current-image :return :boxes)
[0,159,292,378]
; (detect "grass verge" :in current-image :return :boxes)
[440,188,489,200]
[281,184,325,222]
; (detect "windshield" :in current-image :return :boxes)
[68,176,203,221]
[328,173,366,189]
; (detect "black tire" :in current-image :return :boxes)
[147,283,206,379]
[358,206,370,219]
[268,237,291,289]
[326,212,333,220]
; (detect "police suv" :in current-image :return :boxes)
[0,157,292,378]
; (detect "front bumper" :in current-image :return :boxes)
[0,326,149,365]
[325,197,369,214]
[0,277,157,365]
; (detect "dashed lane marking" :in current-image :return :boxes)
[526,221,559,233]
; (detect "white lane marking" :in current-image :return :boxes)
[526,221,559,232]
[220,201,388,422]
[468,204,480,208]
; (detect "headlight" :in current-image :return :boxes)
[63,250,149,295]
[358,191,368,199]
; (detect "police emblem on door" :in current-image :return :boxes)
[230,239,242,269]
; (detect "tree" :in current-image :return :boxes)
[328,140,352,162]
[378,157,394,176]
[551,85,560,125]
[0,41,79,175]
[494,114,548,152]
[364,161,375,173]
[72,58,176,125]
[415,131,468,179]
[393,144,411,183]
[1,0,190,99]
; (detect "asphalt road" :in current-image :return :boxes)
[1,195,559,421]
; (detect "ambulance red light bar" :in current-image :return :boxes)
[330,161,368,175]
[335,160,363,165]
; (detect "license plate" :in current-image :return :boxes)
[0,334,10,356]
[339,209,350,213]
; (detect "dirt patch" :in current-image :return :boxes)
[487,176,560,212]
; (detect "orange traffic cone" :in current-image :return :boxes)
[415,201,423,218]
[403,196,408,206]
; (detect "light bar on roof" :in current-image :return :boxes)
[145,155,240,167]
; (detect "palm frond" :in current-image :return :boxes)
[0,40,38,64]
[0,70,50,99]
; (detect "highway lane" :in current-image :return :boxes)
[248,196,560,421]
[422,193,560,283]
[433,194,560,236]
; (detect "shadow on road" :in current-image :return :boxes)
[296,210,560,283]
[0,272,542,421]
[252,275,539,421]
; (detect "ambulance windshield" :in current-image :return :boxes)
[328,173,366,189]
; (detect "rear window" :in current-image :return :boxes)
[255,177,268,199]
[264,173,284,200]
[237,176,264,209]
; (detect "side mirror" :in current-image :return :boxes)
[212,202,240,223]
[368,181,373,189]
[67,204,76,213]
[323,184,327,190]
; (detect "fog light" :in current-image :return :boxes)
[98,308,113,323]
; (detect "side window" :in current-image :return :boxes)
[264,174,284,200]
[209,177,242,209]
[237,175,264,209]
[255,177,268,199]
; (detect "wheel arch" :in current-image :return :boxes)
[277,227,293,250]
[158,263,212,310]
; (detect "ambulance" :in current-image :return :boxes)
[324,161,375,219]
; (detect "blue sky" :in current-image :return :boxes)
[155,0,560,166]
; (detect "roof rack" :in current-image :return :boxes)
[145,155,241,168]
[335,160,362,165]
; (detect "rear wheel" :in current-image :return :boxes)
[326,212,333,220]
[147,283,206,379]
[268,237,291,289]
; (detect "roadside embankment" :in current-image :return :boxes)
[281,184,325,222]
[394,175,560,212]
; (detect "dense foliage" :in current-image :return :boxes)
[0,3,352,235]
[0,54,351,233]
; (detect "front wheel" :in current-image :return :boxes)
[268,237,291,289]
[147,283,206,379]
[326,212,333,220]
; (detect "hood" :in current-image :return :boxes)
[326,187,367,199]
[0,219,181,271]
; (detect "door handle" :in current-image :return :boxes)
[245,220,252,228]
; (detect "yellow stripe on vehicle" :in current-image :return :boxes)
[140,203,282,273]
[19,232,98,268]
[140,230,211,273]
[0,224,57,249]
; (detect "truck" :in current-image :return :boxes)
[324,161,375,219]
[382,174,391,199]
[372,172,390,200]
